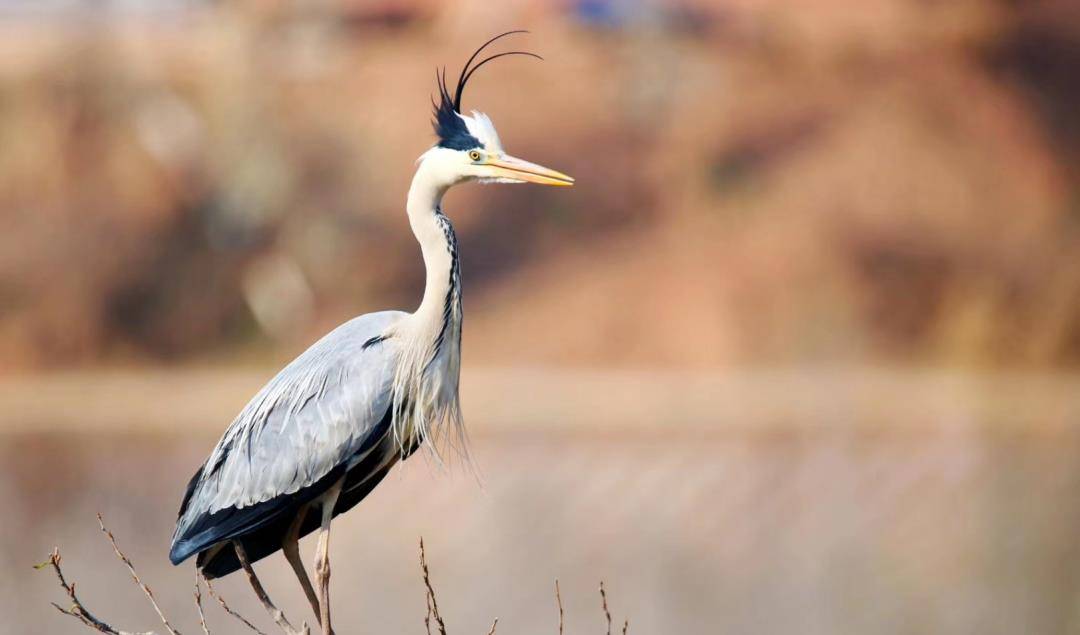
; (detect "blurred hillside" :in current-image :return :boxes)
[1,0,1078,370]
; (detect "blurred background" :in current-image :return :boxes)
[2,0,1079,633]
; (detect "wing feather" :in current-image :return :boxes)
[171,310,404,556]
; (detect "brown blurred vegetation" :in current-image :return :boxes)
[1,0,1078,370]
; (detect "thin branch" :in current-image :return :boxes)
[43,519,632,635]
[555,580,564,635]
[193,572,211,635]
[36,548,152,635]
[418,538,447,635]
[96,514,180,635]
[203,576,268,635]
[599,582,612,635]
[424,590,433,635]
[232,541,309,635]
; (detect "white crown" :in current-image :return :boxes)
[460,111,504,154]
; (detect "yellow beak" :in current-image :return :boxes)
[483,154,575,187]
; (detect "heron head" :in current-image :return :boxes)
[420,31,574,188]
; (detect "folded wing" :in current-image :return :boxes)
[170,310,404,565]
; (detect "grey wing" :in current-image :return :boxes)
[170,310,403,563]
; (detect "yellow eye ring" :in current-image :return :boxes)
[469,150,481,161]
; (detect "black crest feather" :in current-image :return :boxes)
[432,30,543,150]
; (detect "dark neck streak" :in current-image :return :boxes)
[429,206,461,365]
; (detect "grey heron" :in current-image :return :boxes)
[168,31,573,635]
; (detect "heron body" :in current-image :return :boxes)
[169,31,572,635]
[170,168,466,578]
[169,310,408,576]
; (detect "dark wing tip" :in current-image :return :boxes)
[169,538,195,565]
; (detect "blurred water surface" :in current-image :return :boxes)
[3,369,1080,634]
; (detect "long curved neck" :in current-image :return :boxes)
[388,160,466,462]
[388,159,468,462]
[405,164,461,351]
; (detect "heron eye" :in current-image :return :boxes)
[468,150,482,162]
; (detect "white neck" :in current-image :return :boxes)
[388,156,466,460]
[406,164,456,325]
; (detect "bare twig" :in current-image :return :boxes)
[193,572,211,635]
[42,519,632,635]
[424,590,434,635]
[555,580,564,635]
[599,582,612,635]
[232,541,309,635]
[96,514,180,635]
[418,538,447,635]
[36,548,151,635]
[203,576,268,635]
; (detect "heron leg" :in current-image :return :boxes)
[283,505,322,622]
[232,539,307,634]
[313,477,344,635]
